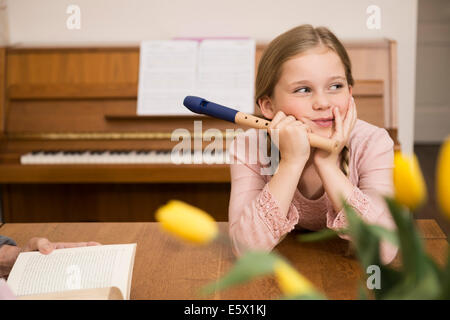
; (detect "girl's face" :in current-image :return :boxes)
[260,46,353,138]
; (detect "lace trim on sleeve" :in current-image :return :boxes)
[255,184,299,239]
[330,187,371,229]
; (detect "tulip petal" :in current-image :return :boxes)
[393,151,427,211]
[155,200,218,244]
[436,136,450,220]
[274,260,318,297]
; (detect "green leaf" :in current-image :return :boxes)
[198,250,282,296]
[297,228,341,242]
[296,224,397,247]
[358,280,369,300]
[372,265,403,300]
[439,248,450,299]
[365,225,399,247]
[381,258,441,300]
[338,197,444,300]
[341,201,402,300]
[385,198,428,279]
[373,198,443,299]
[342,202,382,270]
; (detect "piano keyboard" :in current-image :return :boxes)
[20,150,231,165]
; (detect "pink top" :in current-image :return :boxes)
[228,119,398,265]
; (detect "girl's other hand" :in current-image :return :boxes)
[268,111,312,167]
[304,96,357,167]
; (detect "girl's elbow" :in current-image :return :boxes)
[228,225,275,259]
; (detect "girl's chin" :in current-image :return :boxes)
[311,128,333,139]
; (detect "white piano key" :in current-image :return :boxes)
[20,150,229,165]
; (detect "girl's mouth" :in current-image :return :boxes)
[312,118,334,128]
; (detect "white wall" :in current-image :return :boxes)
[415,0,450,143]
[4,0,418,153]
[0,0,8,45]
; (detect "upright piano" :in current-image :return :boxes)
[0,41,399,222]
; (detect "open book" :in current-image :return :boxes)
[6,243,136,300]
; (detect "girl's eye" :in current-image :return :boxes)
[330,83,343,90]
[294,87,310,94]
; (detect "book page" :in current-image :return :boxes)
[18,286,124,300]
[197,39,255,114]
[7,244,136,300]
[137,40,198,115]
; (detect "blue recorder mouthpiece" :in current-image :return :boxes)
[183,96,239,123]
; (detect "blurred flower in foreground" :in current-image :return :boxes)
[155,200,218,244]
[393,151,427,211]
[273,260,316,297]
[436,136,450,220]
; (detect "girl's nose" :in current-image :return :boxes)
[312,94,331,110]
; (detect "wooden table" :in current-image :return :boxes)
[0,220,447,300]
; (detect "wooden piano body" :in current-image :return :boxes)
[0,40,399,222]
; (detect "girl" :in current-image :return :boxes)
[228,24,398,265]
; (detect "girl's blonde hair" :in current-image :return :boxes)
[256,24,352,177]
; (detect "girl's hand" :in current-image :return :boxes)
[301,96,357,167]
[268,111,312,167]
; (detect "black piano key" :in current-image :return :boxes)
[91,150,107,155]
[41,151,58,156]
[111,150,127,155]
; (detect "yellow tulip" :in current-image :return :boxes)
[155,200,218,244]
[393,151,427,211]
[436,136,450,219]
[274,260,315,297]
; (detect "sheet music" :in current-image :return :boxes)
[197,39,255,114]
[137,39,255,115]
[137,40,198,115]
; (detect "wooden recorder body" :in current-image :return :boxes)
[234,112,339,153]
